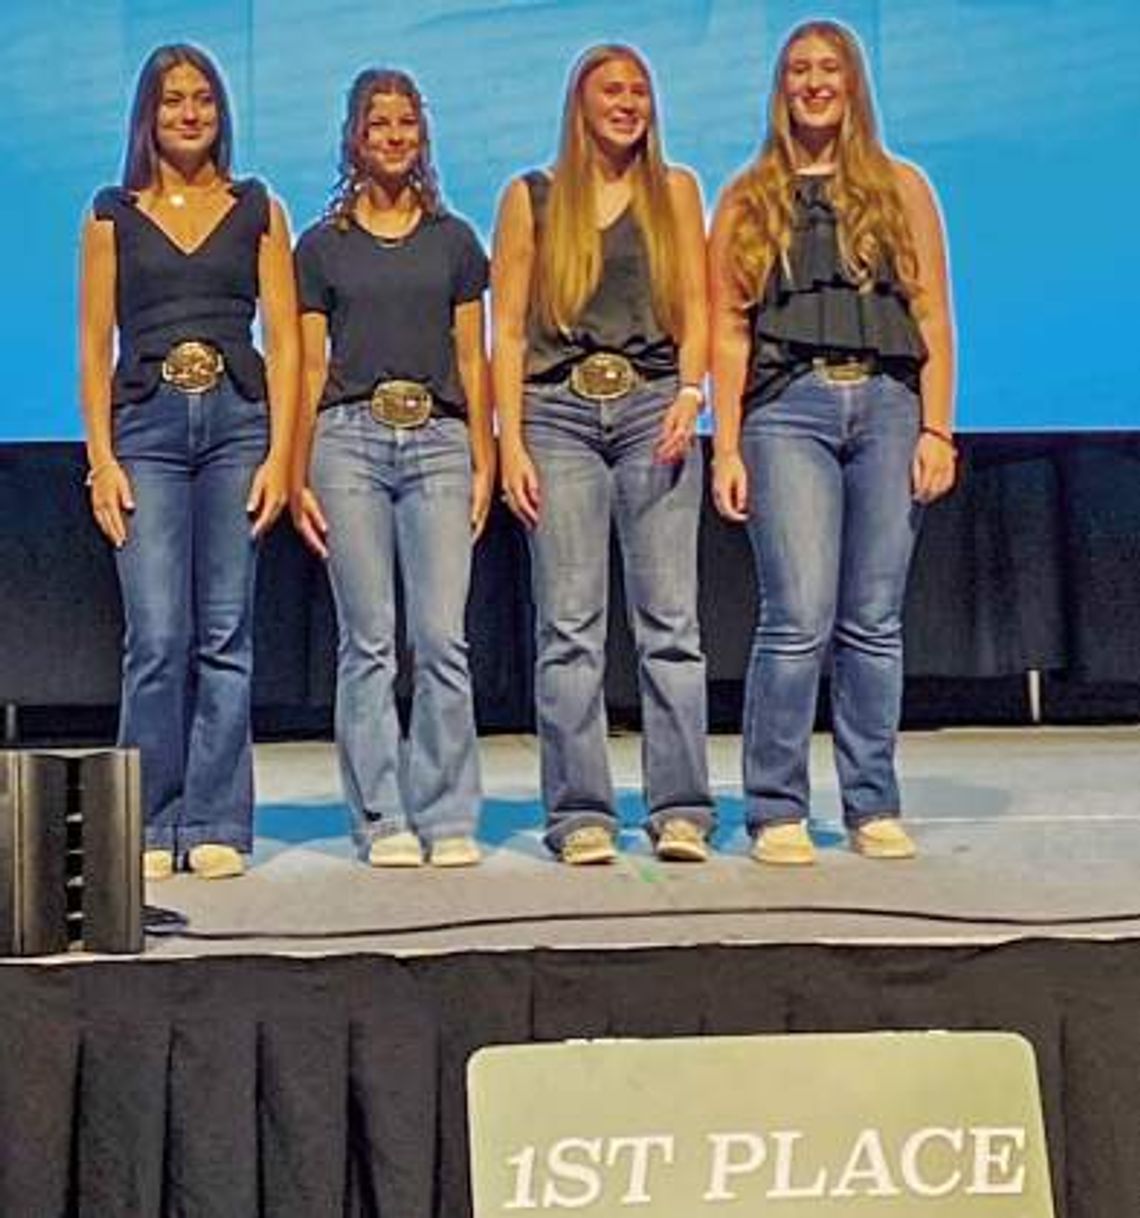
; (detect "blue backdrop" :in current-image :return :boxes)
[3,0,1137,438]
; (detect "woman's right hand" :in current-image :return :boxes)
[712,451,749,522]
[290,485,329,559]
[88,460,135,548]
[500,441,541,528]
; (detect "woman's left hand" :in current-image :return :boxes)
[911,431,958,504]
[654,391,701,464]
[471,463,495,540]
[247,452,290,537]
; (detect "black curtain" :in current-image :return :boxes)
[1,942,1139,1216]
[1,436,1138,726]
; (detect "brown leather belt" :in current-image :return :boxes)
[161,341,225,392]
[369,379,433,428]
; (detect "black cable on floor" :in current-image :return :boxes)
[142,902,1140,942]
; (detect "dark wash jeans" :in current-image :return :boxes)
[524,377,715,852]
[113,378,268,852]
[740,371,923,830]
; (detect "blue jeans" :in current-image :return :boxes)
[524,378,714,852]
[311,405,480,848]
[740,371,923,831]
[113,378,268,853]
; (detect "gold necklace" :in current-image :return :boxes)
[167,179,225,209]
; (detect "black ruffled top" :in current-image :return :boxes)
[744,175,926,410]
[93,179,270,405]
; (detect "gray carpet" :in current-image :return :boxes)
[141,728,1140,956]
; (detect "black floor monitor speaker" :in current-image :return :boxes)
[0,749,142,955]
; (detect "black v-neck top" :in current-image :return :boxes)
[93,179,270,404]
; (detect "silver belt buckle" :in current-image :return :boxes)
[369,380,433,428]
[569,352,640,402]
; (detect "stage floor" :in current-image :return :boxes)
[139,726,1140,957]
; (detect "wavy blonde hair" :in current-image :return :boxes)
[728,21,920,306]
[534,44,683,337]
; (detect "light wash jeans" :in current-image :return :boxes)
[740,371,923,831]
[113,378,268,853]
[524,377,714,852]
[311,404,480,848]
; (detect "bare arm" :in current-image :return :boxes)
[894,159,957,502]
[655,167,708,464]
[250,196,300,535]
[286,308,331,557]
[454,297,496,538]
[295,310,329,489]
[79,212,134,546]
[491,177,541,525]
[708,189,753,521]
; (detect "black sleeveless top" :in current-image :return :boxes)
[522,171,677,383]
[744,175,926,410]
[92,179,270,405]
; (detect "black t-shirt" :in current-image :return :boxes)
[295,212,488,414]
[93,179,270,404]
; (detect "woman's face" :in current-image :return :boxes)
[359,91,422,181]
[782,33,849,136]
[580,57,652,154]
[154,62,219,165]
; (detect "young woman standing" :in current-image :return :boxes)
[293,69,494,867]
[709,20,956,864]
[79,44,298,880]
[493,45,715,864]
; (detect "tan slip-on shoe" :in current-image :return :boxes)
[561,826,617,866]
[654,818,710,863]
[751,821,816,866]
[186,844,245,880]
[368,831,424,868]
[850,817,917,860]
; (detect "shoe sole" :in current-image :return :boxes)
[562,846,617,866]
[656,841,709,863]
[850,835,917,861]
[430,852,481,868]
[751,844,816,866]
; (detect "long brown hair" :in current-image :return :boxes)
[122,44,233,192]
[727,20,920,305]
[326,68,443,229]
[534,45,683,337]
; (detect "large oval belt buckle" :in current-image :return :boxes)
[161,341,225,392]
[569,352,639,402]
[370,380,433,428]
[812,356,871,386]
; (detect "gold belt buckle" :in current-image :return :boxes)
[812,356,871,386]
[369,379,433,428]
[161,341,225,392]
[569,352,640,402]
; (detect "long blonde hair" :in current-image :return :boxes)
[534,44,683,337]
[728,21,920,305]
